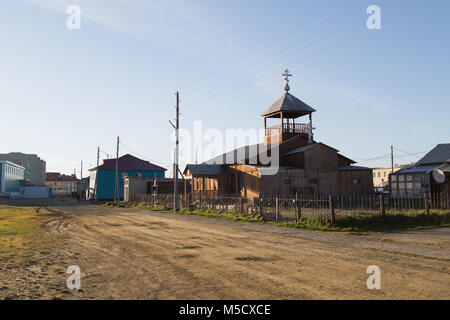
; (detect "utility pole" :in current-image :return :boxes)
[195,147,198,165]
[391,145,394,173]
[169,92,180,211]
[80,160,83,200]
[114,136,120,204]
[73,168,76,195]
[94,147,100,201]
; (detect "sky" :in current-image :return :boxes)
[1,0,449,177]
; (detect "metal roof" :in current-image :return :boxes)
[0,161,25,170]
[261,93,316,118]
[184,164,227,175]
[416,143,450,165]
[46,172,78,182]
[284,143,318,155]
[396,163,450,174]
[90,154,166,172]
[337,165,372,171]
[204,143,267,165]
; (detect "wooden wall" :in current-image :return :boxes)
[307,169,373,195]
[304,145,338,171]
[261,169,309,196]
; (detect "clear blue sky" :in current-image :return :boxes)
[1,0,449,176]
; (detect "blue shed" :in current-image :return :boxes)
[89,154,166,200]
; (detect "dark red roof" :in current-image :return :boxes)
[93,154,166,172]
[46,172,79,182]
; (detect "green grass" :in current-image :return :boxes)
[0,206,53,258]
[108,202,450,233]
[280,211,450,233]
[133,202,264,223]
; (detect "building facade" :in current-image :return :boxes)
[123,176,189,202]
[45,173,79,196]
[0,152,46,185]
[0,161,25,196]
[184,72,373,199]
[89,154,166,200]
[372,165,412,190]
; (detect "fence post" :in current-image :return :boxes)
[275,197,279,222]
[200,190,203,211]
[379,194,385,217]
[239,196,243,214]
[295,193,301,222]
[259,196,263,217]
[329,195,335,225]
[424,193,430,215]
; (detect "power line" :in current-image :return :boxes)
[183,0,408,106]
[118,140,171,167]
[355,153,391,164]
[182,0,357,97]
[183,23,336,104]
[188,0,437,114]
[393,147,427,158]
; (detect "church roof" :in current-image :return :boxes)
[262,92,316,118]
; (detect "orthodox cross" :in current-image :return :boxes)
[282,69,292,92]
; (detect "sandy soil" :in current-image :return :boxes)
[0,203,449,300]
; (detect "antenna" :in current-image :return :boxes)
[432,169,445,184]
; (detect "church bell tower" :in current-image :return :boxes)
[262,69,316,146]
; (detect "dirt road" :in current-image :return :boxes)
[1,204,449,299]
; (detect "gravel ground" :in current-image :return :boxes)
[1,203,449,300]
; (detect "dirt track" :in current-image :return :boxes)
[1,203,449,300]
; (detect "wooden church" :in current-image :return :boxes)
[184,70,373,199]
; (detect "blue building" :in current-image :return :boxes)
[0,161,25,197]
[89,154,166,200]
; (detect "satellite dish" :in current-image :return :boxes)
[432,169,445,184]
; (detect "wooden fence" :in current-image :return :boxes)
[129,193,450,223]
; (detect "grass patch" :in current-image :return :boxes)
[123,202,450,233]
[105,201,134,208]
[279,212,450,233]
[125,202,264,223]
[0,206,53,258]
